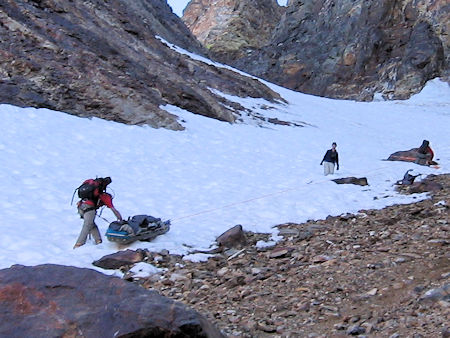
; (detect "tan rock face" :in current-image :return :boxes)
[183,0,285,63]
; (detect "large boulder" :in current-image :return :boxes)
[0,264,224,337]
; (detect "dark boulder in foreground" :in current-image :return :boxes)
[0,264,224,338]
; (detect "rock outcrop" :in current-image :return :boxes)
[186,0,449,101]
[0,264,224,337]
[0,0,282,130]
[183,0,284,64]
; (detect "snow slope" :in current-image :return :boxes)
[1,61,448,275]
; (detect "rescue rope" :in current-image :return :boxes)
[169,163,396,223]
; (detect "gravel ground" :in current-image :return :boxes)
[135,174,449,337]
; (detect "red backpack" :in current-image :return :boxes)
[71,177,112,205]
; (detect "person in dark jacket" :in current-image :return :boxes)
[320,142,339,175]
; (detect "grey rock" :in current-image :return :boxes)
[347,325,366,335]
[420,286,447,302]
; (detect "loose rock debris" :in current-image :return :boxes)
[122,174,449,337]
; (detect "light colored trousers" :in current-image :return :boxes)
[323,161,335,175]
[76,204,101,245]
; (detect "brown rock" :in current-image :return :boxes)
[268,247,293,258]
[92,249,145,270]
[0,264,224,337]
[216,224,247,249]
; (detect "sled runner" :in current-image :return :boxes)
[106,215,170,244]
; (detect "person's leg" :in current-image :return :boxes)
[75,209,96,247]
[329,162,335,175]
[90,223,102,244]
[324,162,329,175]
[324,162,333,175]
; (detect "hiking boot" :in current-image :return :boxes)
[73,243,83,249]
[95,239,102,245]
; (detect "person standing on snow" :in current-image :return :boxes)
[320,142,339,175]
[74,177,122,249]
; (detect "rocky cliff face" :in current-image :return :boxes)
[183,0,284,65]
[185,0,449,100]
[0,0,282,129]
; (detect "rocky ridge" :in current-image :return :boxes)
[183,0,285,64]
[119,174,449,337]
[185,0,449,101]
[0,0,283,130]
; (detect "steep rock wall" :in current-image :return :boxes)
[0,0,282,129]
[185,0,449,100]
[183,0,285,64]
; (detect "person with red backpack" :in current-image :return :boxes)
[73,177,122,249]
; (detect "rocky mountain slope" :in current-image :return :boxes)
[184,0,449,101]
[183,0,285,64]
[0,0,282,129]
[123,174,450,337]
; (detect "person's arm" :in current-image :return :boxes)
[100,193,122,221]
[336,152,339,170]
[111,207,122,221]
[320,150,328,165]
